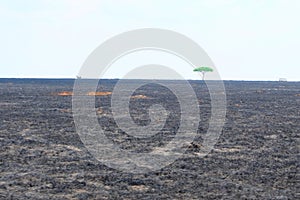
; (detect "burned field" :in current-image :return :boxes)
[0,79,299,199]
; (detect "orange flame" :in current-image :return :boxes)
[87,91,112,96]
[57,91,74,96]
[130,95,149,99]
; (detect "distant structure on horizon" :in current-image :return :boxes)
[279,78,287,82]
[76,75,82,79]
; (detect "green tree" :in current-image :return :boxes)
[193,66,213,80]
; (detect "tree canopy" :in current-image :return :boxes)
[193,67,213,72]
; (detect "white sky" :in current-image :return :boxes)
[0,0,299,81]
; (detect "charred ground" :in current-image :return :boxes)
[0,79,299,199]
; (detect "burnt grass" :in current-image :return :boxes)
[0,79,299,199]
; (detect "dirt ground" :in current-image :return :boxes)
[0,79,299,199]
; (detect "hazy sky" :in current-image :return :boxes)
[0,0,299,81]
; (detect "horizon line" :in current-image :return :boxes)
[0,77,298,82]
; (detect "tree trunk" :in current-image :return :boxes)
[202,72,205,80]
